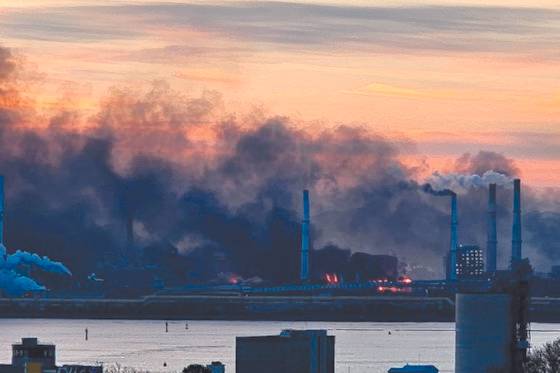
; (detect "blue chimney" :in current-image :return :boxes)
[300,190,310,282]
[487,183,497,273]
[511,179,522,266]
[449,193,458,281]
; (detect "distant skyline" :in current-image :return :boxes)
[1,0,559,187]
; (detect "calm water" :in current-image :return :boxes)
[0,319,559,373]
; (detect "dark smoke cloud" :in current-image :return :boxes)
[454,151,520,177]
[421,183,455,197]
[0,44,559,295]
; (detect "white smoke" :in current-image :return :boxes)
[0,243,71,296]
[0,270,45,294]
[426,170,513,194]
[5,250,72,275]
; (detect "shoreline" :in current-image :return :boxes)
[0,295,559,322]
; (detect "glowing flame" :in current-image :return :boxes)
[324,273,339,285]
[228,274,241,284]
[398,276,413,285]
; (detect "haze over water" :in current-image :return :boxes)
[0,320,558,373]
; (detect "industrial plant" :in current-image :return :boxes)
[0,172,559,331]
[0,175,549,372]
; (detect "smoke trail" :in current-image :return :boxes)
[421,183,456,197]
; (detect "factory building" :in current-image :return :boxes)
[0,338,101,373]
[454,245,484,279]
[236,329,334,373]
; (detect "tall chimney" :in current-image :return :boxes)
[486,183,497,273]
[449,193,458,281]
[0,175,5,246]
[300,190,310,282]
[126,215,134,250]
[511,178,522,265]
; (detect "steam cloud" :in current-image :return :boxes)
[426,170,513,194]
[0,244,71,295]
[0,44,559,294]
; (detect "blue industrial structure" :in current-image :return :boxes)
[448,193,458,281]
[511,179,522,266]
[300,190,310,282]
[486,183,497,273]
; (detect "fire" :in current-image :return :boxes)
[228,274,241,284]
[377,286,398,293]
[377,285,412,294]
[398,276,413,285]
[370,278,389,283]
[324,273,339,285]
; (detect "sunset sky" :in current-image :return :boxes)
[1,0,559,187]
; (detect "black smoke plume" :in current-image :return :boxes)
[0,45,559,295]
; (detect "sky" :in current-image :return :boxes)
[1,0,559,187]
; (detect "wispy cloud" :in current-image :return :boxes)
[414,130,560,160]
[1,2,560,56]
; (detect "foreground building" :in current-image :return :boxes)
[0,338,101,373]
[236,329,334,373]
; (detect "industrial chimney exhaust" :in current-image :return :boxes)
[487,183,497,273]
[449,193,458,281]
[300,190,310,282]
[511,179,522,266]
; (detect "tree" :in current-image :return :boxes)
[182,365,210,373]
[525,338,560,372]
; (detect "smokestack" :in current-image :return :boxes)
[126,215,134,250]
[0,175,4,246]
[511,179,522,265]
[449,193,458,281]
[300,190,310,282]
[487,183,497,273]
